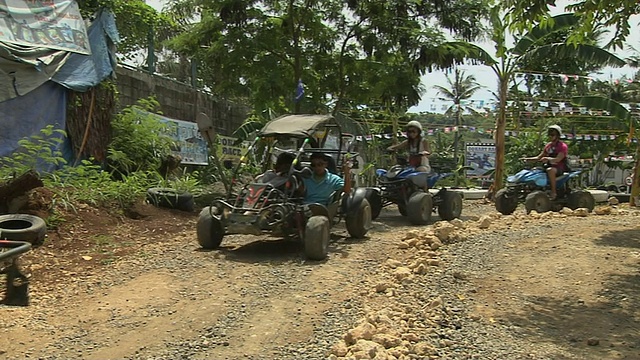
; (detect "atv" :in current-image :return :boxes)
[495,164,595,215]
[196,114,373,261]
[365,154,463,225]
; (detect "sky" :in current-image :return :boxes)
[144,0,639,114]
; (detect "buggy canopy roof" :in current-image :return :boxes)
[258,114,335,138]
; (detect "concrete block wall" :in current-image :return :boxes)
[115,65,249,135]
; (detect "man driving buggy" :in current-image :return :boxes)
[300,152,352,205]
[521,125,569,200]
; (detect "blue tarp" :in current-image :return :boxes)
[0,8,119,169]
[52,9,120,92]
[0,81,72,170]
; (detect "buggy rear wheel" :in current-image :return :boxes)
[304,216,330,260]
[495,189,518,215]
[437,191,463,220]
[197,207,224,249]
[524,191,551,214]
[407,192,433,225]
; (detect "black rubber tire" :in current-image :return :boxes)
[0,214,46,245]
[398,203,407,216]
[304,216,330,260]
[567,190,595,212]
[407,192,433,225]
[524,191,551,214]
[147,188,194,212]
[365,189,383,220]
[606,185,619,193]
[495,188,518,215]
[196,207,224,249]
[438,191,463,220]
[346,198,371,239]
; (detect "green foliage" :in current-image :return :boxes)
[0,125,67,179]
[78,0,175,58]
[108,97,175,176]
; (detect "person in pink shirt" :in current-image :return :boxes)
[522,125,569,200]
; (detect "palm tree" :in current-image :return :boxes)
[432,68,483,162]
[415,8,626,191]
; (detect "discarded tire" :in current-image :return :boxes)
[0,214,46,245]
[147,188,194,212]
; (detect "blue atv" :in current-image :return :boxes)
[365,155,463,225]
[495,165,595,215]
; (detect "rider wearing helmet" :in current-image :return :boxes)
[522,125,568,200]
[387,120,431,173]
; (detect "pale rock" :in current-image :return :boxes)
[393,267,412,281]
[573,208,590,217]
[372,334,402,349]
[477,216,492,229]
[413,264,427,275]
[402,230,421,240]
[352,339,386,358]
[345,322,377,345]
[594,206,612,215]
[375,282,393,293]
[401,333,420,342]
[540,211,554,219]
[488,211,503,219]
[331,342,349,357]
[427,259,440,267]
[426,296,443,309]
[608,197,620,205]
[433,222,456,241]
[618,209,630,215]
[560,207,573,215]
[429,238,443,250]
[385,259,403,269]
[327,355,339,360]
[351,351,371,360]
[412,341,437,356]
[405,238,419,247]
[397,242,410,249]
[449,218,464,228]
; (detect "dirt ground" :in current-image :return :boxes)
[0,199,639,359]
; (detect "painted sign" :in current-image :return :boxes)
[148,113,209,166]
[465,143,495,177]
[217,135,251,161]
[0,0,90,54]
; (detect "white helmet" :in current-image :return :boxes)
[406,120,423,133]
[548,125,562,137]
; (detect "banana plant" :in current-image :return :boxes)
[415,9,626,191]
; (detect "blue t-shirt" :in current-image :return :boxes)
[303,171,344,205]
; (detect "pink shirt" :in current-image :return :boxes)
[544,141,568,171]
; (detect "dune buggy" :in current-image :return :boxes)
[197,114,374,260]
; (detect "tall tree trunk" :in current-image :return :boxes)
[630,144,640,206]
[493,75,509,191]
[290,0,302,114]
[453,105,461,162]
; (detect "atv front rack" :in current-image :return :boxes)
[0,240,32,306]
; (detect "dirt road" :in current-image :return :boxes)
[1,202,639,359]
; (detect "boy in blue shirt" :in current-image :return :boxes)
[302,152,352,205]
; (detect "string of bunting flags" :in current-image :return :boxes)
[424,70,639,112]
[354,126,637,142]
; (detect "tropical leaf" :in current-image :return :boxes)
[512,13,580,55]
[520,43,627,68]
[571,96,631,122]
[231,119,267,143]
[415,42,497,74]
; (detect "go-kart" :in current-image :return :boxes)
[495,162,595,215]
[365,153,463,225]
[196,114,373,260]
